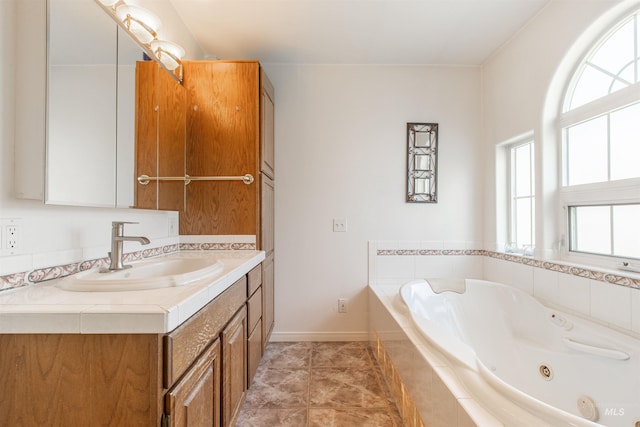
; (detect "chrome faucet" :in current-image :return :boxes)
[105,221,150,272]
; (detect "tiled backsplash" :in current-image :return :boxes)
[0,236,256,292]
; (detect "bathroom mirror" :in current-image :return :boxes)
[45,0,185,209]
[407,122,438,203]
[46,0,144,207]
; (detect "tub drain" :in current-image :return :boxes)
[577,395,598,422]
[538,364,553,380]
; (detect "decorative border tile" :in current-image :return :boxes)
[179,242,256,251]
[0,272,30,291]
[0,241,256,292]
[376,249,640,289]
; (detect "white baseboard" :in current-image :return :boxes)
[269,331,370,342]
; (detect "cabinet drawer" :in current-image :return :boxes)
[164,276,246,387]
[247,287,262,333]
[247,265,262,296]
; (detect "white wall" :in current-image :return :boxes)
[263,64,483,340]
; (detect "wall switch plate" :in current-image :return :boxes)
[338,298,347,313]
[333,218,347,232]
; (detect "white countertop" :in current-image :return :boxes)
[0,250,265,334]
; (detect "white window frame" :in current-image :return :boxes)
[559,9,640,267]
[496,132,535,255]
[508,139,535,254]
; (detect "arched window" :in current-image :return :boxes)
[560,10,640,262]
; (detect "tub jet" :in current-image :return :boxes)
[538,364,553,380]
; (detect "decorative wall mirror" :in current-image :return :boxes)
[407,122,438,203]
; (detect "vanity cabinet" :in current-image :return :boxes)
[0,265,266,427]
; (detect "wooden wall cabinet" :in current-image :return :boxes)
[260,67,275,348]
[134,61,187,211]
[180,60,275,347]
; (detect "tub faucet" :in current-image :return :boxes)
[106,221,150,272]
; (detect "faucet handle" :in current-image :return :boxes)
[111,221,139,236]
[112,221,139,226]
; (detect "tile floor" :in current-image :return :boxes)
[236,342,403,427]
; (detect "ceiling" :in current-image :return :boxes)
[169,0,550,65]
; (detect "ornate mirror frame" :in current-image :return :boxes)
[407,122,438,203]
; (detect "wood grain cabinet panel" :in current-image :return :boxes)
[262,254,275,349]
[181,61,260,236]
[260,68,275,179]
[222,306,247,427]
[134,61,186,211]
[165,339,221,427]
[247,319,263,386]
[0,334,163,426]
[165,276,246,387]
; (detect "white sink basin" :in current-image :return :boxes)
[58,255,224,292]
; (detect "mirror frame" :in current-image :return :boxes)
[407,122,438,203]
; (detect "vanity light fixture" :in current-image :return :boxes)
[150,39,185,79]
[115,4,161,45]
[94,0,185,82]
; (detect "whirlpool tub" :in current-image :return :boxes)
[400,279,640,426]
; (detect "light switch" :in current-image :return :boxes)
[333,218,347,232]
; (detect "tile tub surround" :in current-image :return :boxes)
[237,342,403,427]
[369,284,545,427]
[0,250,264,334]
[369,241,640,337]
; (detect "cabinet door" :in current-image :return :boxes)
[262,254,275,349]
[260,69,275,179]
[260,174,274,253]
[181,61,259,236]
[165,339,221,427]
[247,319,262,387]
[222,307,247,427]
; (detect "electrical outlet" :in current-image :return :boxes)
[1,218,23,255]
[6,225,18,249]
[338,298,347,313]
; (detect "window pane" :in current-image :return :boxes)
[566,116,608,185]
[514,144,532,197]
[569,66,616,109]
[515,198,533,246]
[610,102,640,180]
[589,19,635,84]
[571,206,611,255]
[613,205,640,258]
[567,15,638,110]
